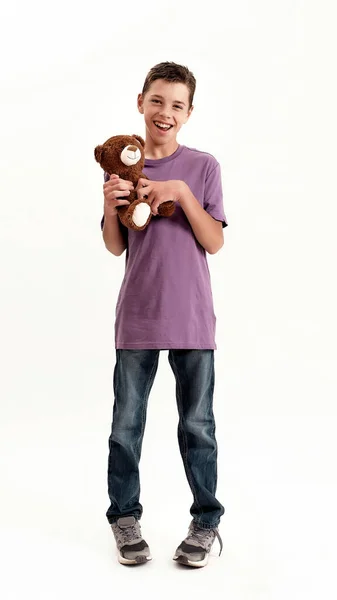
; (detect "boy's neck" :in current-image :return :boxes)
[144,137,179,160]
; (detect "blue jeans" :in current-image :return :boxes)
[106,349,225,529]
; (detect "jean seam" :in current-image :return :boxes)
[113,350,120,399]
[169,351,203,517]
[137,352,159,455]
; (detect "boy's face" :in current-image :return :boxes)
[137,79,193,145]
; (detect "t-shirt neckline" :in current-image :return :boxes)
[144,144,184,166]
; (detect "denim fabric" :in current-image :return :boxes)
[106,349,225,529]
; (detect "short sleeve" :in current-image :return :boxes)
[204,163,228,228]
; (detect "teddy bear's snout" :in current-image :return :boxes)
[120,144,142,167]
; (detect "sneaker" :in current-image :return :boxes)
[173,520,223,568]
[111,516,152,565]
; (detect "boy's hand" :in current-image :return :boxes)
[103,174,133,217]
[136,179,186,215]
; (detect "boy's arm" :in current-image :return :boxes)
[136,164,227,254]
[101,172,130,256]
[102,214,127,256]
[136,174,226,255]
[179,185,224,254]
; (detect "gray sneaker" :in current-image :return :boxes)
[111,516,152,565]
[173,520,223,568]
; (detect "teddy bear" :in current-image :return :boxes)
[94,134,175,231]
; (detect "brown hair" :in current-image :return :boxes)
[142,62,196,109]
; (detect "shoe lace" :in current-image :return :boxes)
[188,524,223,556]
[119,523,140,544]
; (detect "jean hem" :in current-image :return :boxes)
[193,519,221,530]
[107,513,141,525]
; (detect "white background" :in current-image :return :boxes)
[1,1,336,598]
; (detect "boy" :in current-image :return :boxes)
[100,62,228,568]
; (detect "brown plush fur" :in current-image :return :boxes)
[95,134,175,231]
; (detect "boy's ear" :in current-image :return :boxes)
[186,105,194,122]
[137,93,144,114]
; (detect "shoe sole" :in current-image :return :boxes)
[118,552,152,565]
[173,553,208,568]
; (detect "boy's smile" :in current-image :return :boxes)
[137,80,193,158]
[153,121,173,132]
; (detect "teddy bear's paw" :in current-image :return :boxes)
[132,202,151,227]
[158,201,175,217]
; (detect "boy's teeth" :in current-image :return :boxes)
[155,122,171,129]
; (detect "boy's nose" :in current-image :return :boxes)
[159,107,171,119]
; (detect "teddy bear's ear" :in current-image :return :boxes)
[132,135,145,148]
[94,145,103,163]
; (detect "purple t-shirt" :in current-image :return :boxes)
[101,144,228,349]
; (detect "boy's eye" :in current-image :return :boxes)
[174,105,182,109]
[152,99,160,103]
